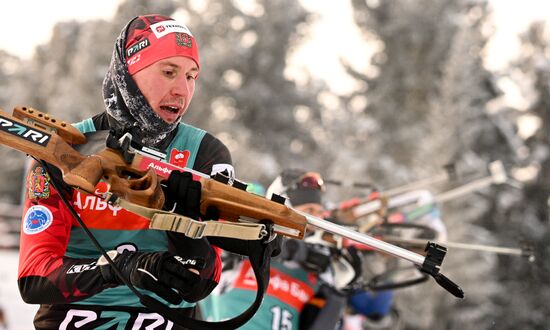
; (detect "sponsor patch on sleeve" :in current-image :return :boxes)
[23,205,53,235]
[26,166,51,200]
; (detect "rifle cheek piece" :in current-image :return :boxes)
[63,156,104,192]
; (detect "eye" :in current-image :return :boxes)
[187,73,198,81]
[163,69,176,78]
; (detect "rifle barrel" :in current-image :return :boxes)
[382,236,526,256]
[297,209,426,266]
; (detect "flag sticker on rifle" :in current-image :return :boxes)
[23,205,53,235]
[0,115,51,146]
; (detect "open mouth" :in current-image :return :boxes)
[160,105,180,114]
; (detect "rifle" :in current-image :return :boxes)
[326,163,458,195]
[332,160,508,223]
[0,106,464,299]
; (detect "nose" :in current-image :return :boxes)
[171,78,191,97]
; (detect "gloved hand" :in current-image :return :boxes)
[98,250,203,305]
[163,170,221,220]
[278,238,332,273]
[302,243,332,273]
[330,246,363,291]
[342,246,363,286]
[162,170,203,219]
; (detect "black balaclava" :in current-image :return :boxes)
[102,15,181,149]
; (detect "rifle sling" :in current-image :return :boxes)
[113,195,266,240]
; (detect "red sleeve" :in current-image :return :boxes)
[18,162,108,303]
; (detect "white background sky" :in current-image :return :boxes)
[0,1,120,57]
[1,1,549,95]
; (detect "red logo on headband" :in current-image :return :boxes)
[156,26,166,33]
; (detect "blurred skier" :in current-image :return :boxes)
[200,169,362,329]
[341,189,448,330]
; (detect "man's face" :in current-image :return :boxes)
[131,56,198,124]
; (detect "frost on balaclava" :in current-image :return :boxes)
[102,15,187,149]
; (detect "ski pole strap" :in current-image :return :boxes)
[111,194,268,240]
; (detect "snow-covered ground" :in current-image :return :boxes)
[0,250,38,330]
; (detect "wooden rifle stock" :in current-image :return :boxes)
[0,106,307,238]
[200,179,305,238]
[1,106,164,209]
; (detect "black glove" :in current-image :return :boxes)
[278,239,331,273]
[341,246,363,288]
[99,250,203,305]
[162,171,202,219]
[306,243,332,273]
[163,170,220,220]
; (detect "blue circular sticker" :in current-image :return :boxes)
[23,205,53,235]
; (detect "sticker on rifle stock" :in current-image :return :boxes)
[23,205,53,235]
[0,115,51,146]
[26,166,51,200]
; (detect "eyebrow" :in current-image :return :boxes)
[162,61,199,72]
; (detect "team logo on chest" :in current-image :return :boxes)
[169,148,190,168]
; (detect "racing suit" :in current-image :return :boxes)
[18,112,232,330]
